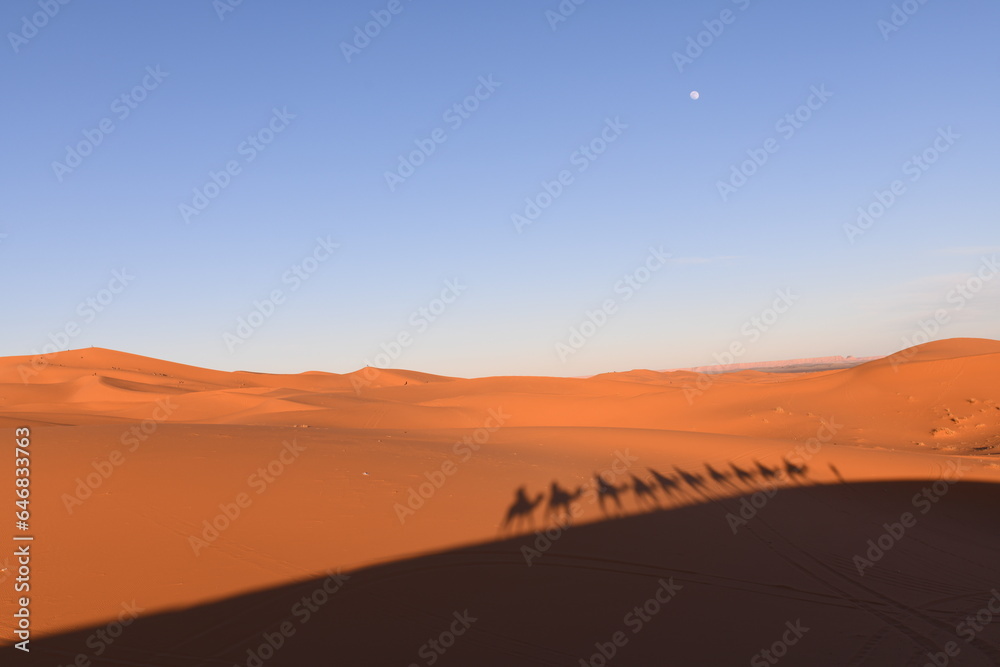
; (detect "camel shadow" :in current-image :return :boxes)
[673,465,713,499]
[594,472,627,517]
[499,485,544,535]
[783,458,810,484]
[546,481,582,525]
[754,459,781,484]
[501,457,822,532]
[729,462,757,487]
[648,467,688,505]
[629,473,660,511]
[704,463,740,492]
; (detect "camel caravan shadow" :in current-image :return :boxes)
[500,458,813,534]
[12,480,1000,666]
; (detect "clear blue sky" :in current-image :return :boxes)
[2,0,998,377]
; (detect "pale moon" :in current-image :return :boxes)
[690,91,700,100]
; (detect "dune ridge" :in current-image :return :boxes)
[3,339,1000,453]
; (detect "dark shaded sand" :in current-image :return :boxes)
[9,481,1000,666]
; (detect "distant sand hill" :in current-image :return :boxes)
[662,354,883,374]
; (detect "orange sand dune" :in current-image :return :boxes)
[4,338,999,452]
[1,338,999,664]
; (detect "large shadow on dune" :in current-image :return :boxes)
[10,481,1000,666]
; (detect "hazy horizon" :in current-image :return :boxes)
[9,339,928,379]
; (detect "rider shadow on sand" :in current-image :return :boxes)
[545,481,582,526]
[648,468,690,506]
[729,462,757,487]
[673,465,715,500]
[708,459,810,495]
[629,473,661,512]
[499,457,813,533]
[499,486,544,535]
[594,472,627,518]
[783,457,810,483]
[704,463,740,493]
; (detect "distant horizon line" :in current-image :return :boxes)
[7,338,998,381]
[658,354,884,375]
